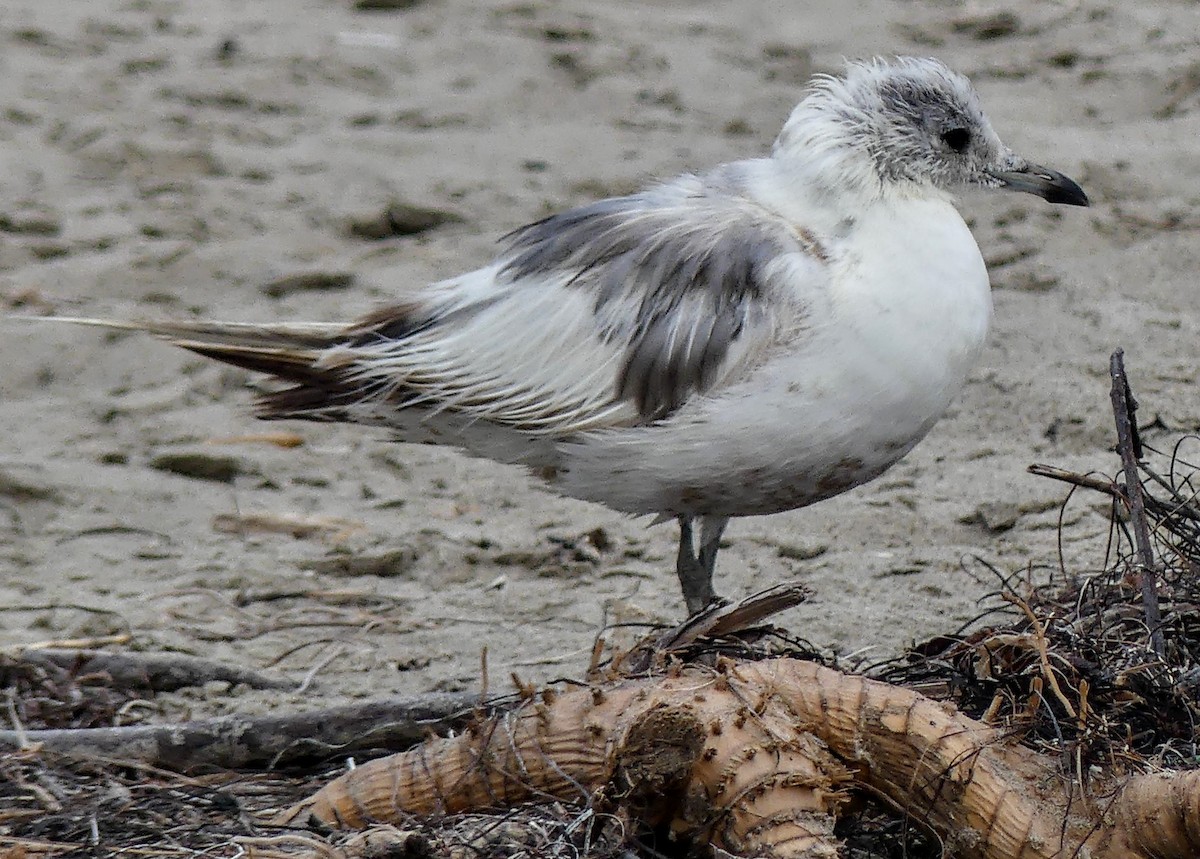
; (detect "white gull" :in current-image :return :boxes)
[58,57,1088,614]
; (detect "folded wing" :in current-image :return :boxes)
[332,172,826,435]
[58,172,827,441]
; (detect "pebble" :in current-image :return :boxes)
[261,270,355,298]
[150,451,247,483]
[960,502,1022,533]
[347,202,461,240]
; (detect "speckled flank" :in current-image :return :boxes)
[793,225,830,264]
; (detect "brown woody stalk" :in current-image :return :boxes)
[277,657,1200,858]
[280,659,854,857]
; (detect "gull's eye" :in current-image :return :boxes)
[941,127,971,153]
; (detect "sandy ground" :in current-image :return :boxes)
[2,0,1200,721]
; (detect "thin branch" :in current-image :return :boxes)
[1109,349,1165,657]
[1138,462,1200,523]
[1026,464,1120,500]
[0,692,480,770]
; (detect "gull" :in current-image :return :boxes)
[54,57,1087,615]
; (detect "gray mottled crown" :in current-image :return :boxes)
[775,57,1012,194]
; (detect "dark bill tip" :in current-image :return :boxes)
[988,164,1089,207]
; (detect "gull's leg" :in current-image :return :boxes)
[676,515,717,615]
[697,515,729,593]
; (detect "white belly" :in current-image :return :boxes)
[558,197,993,517]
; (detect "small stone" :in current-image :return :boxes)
[723,118,753,136]
[984,244,1036,269]
[960,501,1021,533]
[776,540,829,561]
[1047,50,1079,69]
[28,242,70,260]
[215,37,239,62]
[1008,267,1059,292]
[395,655,432,671]
[346,202,461,240]
[354,0,425,9]
[0,470,61,502]
[549,51,598,89]
[953,11,1020,40]
[150,451,246,483]
[541,25,595,43]
[122,55,170,74]
[301,548,419,578]
[880,563,925,577]
[260,270,355,298]
[0,212,62,236]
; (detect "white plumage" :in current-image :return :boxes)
[51,57,1088,613]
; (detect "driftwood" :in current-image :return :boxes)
[5,647,298,692]
[0,692,478,770]
[277,657,1199,859]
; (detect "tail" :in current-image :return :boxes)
[30,309,426,422]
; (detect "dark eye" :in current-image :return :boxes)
[941,127,971,153]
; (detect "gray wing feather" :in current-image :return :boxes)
[500,171,807,420]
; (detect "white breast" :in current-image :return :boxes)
[558,196,992,517]
[818,196,992,435]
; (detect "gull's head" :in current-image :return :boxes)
[774,57,1088,206]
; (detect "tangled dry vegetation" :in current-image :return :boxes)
[3,352,1200,859]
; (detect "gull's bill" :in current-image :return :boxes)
[987,163,1089,206]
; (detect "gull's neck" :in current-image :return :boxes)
[736,103,954,228]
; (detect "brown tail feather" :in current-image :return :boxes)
[170,340,379,421]
[180,342,333,386]
[254,383,385,421]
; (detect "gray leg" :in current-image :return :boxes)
[676,515,718,615]
[697,515,730,586]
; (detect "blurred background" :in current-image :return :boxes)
[1,0,1198,715]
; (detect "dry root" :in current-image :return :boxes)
[275,657,1200,858]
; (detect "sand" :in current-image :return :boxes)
[2,0,1199,720]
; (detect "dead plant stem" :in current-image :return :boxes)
[1108,348,1165,657]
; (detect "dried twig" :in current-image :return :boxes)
[1026,464,1120,499]
[1109,348,1165,656]
[999,592,1077,719]
[8,634,132,652]
[296,644,348,694]
[0,692,480,769]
